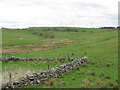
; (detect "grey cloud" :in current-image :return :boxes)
[15,1,45,6]
[0,0,118,28]
[102,13,118,20]
[76,14,117,20]
[0,0,5,2]
[72,2,107,10]
[0,0,46,6]
[76,15,90,18]
[0,19,18,24]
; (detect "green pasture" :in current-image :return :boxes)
[1,27,118,88]
[2,60,68,73]
[28,63,118,88]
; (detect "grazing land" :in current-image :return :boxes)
[1,27,118,88]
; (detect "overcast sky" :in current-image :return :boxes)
[0,0,119,28]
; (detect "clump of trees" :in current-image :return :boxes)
[99,27,117,29]
[32,31,55,38]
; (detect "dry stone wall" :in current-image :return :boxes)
[0,56,76,62]
[2,57,88,89]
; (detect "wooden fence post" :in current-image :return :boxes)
[48,64,50,70]
[9,72,12,87]
[68,52,70,60]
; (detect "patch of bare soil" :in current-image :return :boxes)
[2,40,78,53]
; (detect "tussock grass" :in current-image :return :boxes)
[45,78,56,87]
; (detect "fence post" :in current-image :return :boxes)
[26,51,29,59]
[83,52,86,57]
[8,53,10,58]
[48,64,50,70]
[9,72,12,88]
[68,52,70,60]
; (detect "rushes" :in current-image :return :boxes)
[87,70,95,76]
[58,81,66,86]
[45,78,56,87]
[78,70,85,74]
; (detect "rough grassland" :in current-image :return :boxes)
[2,28,118,88]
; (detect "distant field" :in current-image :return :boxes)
[1,27,118,88]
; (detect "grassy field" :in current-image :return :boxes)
[1,27,118,88]
[2,60,68,84]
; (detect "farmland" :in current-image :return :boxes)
[1,27,118,88]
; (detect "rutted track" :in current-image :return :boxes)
[2,40,78,53]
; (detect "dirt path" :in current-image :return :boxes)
[2,40,78,53]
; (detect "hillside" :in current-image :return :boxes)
[1,27,118,88]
